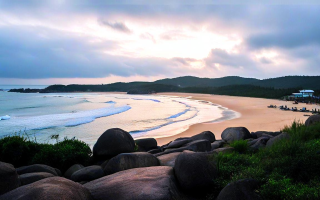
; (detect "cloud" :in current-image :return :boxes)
[98,19,132,33]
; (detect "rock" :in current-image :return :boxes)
[19,172,55,186]
[216,179,262,200]
[221,127,252,143]
[305,115,320,126]
[147,148,162,154]
[191,131,216,142]
[251,131,281,138]
[174,152,218,193]
[0,161,20,195]
[104,152,160,175]
[71,166,104,182]
[16,164,58,176]
[155,139,211,156]
[134,138,157,151]
[212,147,234,154]
[248,137,269,150]
[266,133,290,147]
[166,138,192,149]
[54,168,62,176]
[84,166,187,200]
[64,164,84,179]
[158,152,181,167]
[211,140,225,150]
[0,177,92,200]
[100,159,109,170]
[93,128,135,159]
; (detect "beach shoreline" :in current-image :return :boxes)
[155,92,320,146]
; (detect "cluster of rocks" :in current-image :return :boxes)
[0,120,298,200]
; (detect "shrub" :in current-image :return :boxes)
[229,140,249,154]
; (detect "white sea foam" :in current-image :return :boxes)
[1,105,131,131]
[0,115,10,120]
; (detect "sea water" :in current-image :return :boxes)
[0,87,239,147]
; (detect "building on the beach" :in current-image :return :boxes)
[290,90,314,98]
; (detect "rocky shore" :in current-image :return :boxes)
[1,115,320,200]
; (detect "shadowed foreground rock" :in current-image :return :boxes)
[19,172,55,186]
[84,166,188,200]
[0,177,92,200]
[221,127,252,143]
[305,115,320,126]
[156,139,211,156]
[266,133,290,147]
[64,164,84,179]
[174,152,218,193]
[216,179,262,200]
[16,164,58,176]
[71,166,104,182]
[104,152,160,175]
[158,152,181,167]
[0,162,20,195]
[135,138,157,151]
[93,128,135,159]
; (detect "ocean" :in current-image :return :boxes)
[0,85,239,147]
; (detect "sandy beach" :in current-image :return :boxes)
[156,93,320,146]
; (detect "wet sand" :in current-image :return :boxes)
[155,93,320,146]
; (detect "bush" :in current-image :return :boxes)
[0,135,92,172]
[229,140,248,154]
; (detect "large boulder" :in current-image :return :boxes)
[212,147,234,154]
[305,115,320,126]
[64,164,84,179]
[221,127,252,143]
[0,177,92,200]
[166,138,192,149]
[147,148,162,154]
[19,172,55,186]
[157,152,181,167]
[211,140,225,150]
[104,152,160,175]
[84,166,188,200]
[71,166,104,182]
[16,164,58,176]
[266,133,290,147]
[251,131,280,139]
[174,152,218,193]
[216,179,262,200]
[248,137,270,150]
[93,128,135,159]
[134,138,157,151]
[0,162,20,195]
[191,131,216,142]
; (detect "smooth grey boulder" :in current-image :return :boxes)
[266,133,290,147]
[64,164,84,179]
[251,131,281,138]
[147,148,162,154]
[134,138,157,151]
[211,140,225,150]
[305,115,320,126]
[19,172,55,186]
[216,179,262,200]
[248,137,270,150]
[54,168,62,176]
[212,147,234,154]
[0,177,92,200]
[158,152,181,167]
[166,138,192,149]
[93,128,135,159]
[191,131,216,142]
[16,164,58,176]
[84,166,188,200]
[174,152,218,192]
[155,139,211,156]
[0,161,20,195]
[71,166,104,182]
[104,152,160,175]
[221,127,252,143]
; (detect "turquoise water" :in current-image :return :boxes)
[0,90,239,147]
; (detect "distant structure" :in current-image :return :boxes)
[290,89,314,98]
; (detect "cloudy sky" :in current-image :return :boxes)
[0,0,320,85]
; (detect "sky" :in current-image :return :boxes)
[0,0,320,85]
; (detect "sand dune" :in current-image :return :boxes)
[156,93,320,146]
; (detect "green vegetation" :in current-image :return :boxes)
[209,121,320,200]
[229,140,249,154]
[0,134,92,172]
